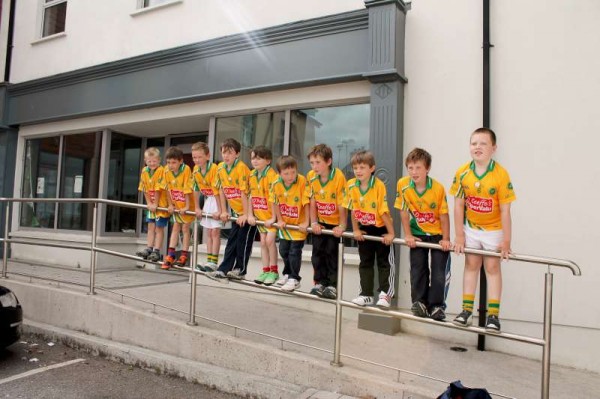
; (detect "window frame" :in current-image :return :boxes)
[40,0,68,39]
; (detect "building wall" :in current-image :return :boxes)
[10,0,365,83]
[403,0,600,371]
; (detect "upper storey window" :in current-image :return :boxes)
[42,0,67,37]
[141,0,176,8]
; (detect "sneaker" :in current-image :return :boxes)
[147,251,161,262]
[254,271,270,284]
[430,306,446,321]
[275,274,289,286]
[376,292,391,309]
[136,248,152,259]
[321,286,337,300]
[226,269,245,280]
[205,270,229,284]
[485,315,501,333]
[310,284,324,297]
[173,254,188,267]
[202,262,218,272]
[281,278,300,292]
[263,272,279,286]
[351,295,374,306]
[161,255,174,270]
[194,264,204,273]
[411,301,429,318]
[453,310,473,327]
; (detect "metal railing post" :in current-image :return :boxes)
[188,220,199,326]
[2,202,10,278]
[88,203,98,295]
[331,238,344,367]
[541,271,553,399]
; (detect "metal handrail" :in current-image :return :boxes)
[0,196,582,399]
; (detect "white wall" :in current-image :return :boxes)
[10,0,365,83]
[403,0,600,371]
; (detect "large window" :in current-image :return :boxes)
[21,133,101,230]
[214,113,285,165]
[290,104,370,178]
[42,0,67,38]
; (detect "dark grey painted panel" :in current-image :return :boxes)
[8,29,369,125]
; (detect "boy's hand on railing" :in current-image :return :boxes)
[405,234,420,248]
[264,218,275,228]
[247,215,256,226]
[440,239,452,251]
[382,233,394,246]
[195,208,203,218]
[236,214,248,226]
[148,204,157,212]
[500,240,512,261]
[311,222,322,235]
[168,205,174,214]
[278,221,288,230]
[332,225,345,237]
[453,236,465,254]
[178,207,188,214]
[212,211,220,220]
[298,221,309,233]
[220,212,230,222]
[353,229,365,241]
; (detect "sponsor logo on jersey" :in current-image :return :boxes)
[200,188,214,197]
[413,210,435,224]
[223,187,242,200]
[466,196,493,213]
[171,190,185,202]
[316,201,336,216]
[252,197,268,211]
[279,204,299,219]
[354,210,376,225]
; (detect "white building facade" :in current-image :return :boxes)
[0,0,598,374]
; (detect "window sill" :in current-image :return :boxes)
[31,31,67,46]
[130,0,183,17]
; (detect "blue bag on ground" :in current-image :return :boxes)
[437,380,493,399]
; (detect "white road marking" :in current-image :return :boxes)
[0,358,86,385]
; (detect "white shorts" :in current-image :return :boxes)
[464,225,503,251]
[199,196,222,229]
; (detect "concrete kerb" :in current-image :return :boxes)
[5,280,437,399]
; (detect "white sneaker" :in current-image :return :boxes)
[226,269,245,280]
[351,295,374,306]
[275,274,289,286]
[376,292,391,308]
[281,278,300,292]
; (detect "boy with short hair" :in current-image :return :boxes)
[306,144,347,299]
[247,146,280,286]
[395,148,452,321]
[206,138,256,282]
[450,127,516,332]
[344,150,395,308]
[270,155,310,292]
[191,142,222,272]
[161,146,195,270]
[136,147,169,262]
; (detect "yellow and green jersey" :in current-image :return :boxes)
[249,165,278,222]
[192,162,219,197]
[215,159,250,216]
[162,163,195,223]
[449,160,516,231]
[394,176,448,236]
[307,168,347,225]
[138,166,169,218]
[344,175,390,228]
[269,174,310,240]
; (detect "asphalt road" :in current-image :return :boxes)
[0,334,242,399]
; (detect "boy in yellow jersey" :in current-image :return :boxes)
[161,146,195,270]
[136,147,169,263]
[247,146,280,286]
[306,144,347,299]
[450,127,516,332]
[269,155,310,292]
[344,150,395,308]
[191,142,222,273]
[395,148,452,321]
[206,138,256,283]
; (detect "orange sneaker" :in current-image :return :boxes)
[173,254,188,267]
[161,255,174,270]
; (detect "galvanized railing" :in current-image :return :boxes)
[0,197,581,399]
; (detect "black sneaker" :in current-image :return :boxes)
[136,248,152,259]
[310,284,324,297]
[452,310,473,327]
[147,251,161,262]
[321,286,337,299]
[411,301,429,318]
[485,315,501,333]
[430,306,446,321]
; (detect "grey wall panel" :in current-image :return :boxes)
[8,28,368,126]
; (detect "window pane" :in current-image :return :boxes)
[21,137,60,228]
[105,133,142,233]
[290,104,370,180]
[214,112,285,165]
[42,2,67,37]
[143,0,172,7]
[58,133,101,230]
